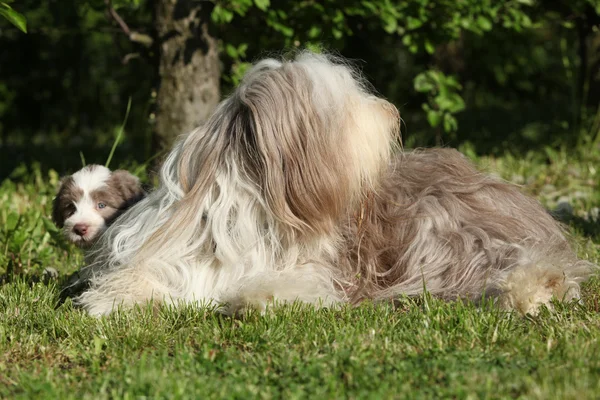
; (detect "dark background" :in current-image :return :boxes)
[1,0,599,180]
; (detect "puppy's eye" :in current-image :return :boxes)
[97,202,106,209]
[65,205,76,217]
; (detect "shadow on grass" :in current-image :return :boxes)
[553,204,600,241]
[0,262,88,311]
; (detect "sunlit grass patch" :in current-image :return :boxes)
[1,143,600,398]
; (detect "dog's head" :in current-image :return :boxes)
[175,52,401,236]
[52,165,145,247]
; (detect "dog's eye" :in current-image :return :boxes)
[65,205,76,217]
[97,202,106,209]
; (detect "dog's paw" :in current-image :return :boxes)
[222,291,276,317]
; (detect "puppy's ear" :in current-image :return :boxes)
[52,192,64,228]
[109,170,146,208]
[52,176,76,228]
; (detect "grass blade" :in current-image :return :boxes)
[105,97,132,169]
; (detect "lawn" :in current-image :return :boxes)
[2,143,600,399]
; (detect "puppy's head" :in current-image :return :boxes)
[52,165,145,247]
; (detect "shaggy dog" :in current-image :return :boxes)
[74,52,594,316]
[53,165,145,247]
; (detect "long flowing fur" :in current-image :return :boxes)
[340,149,593,315]
[76,51,595,316]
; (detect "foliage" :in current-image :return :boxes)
[213,0,534,51]
[0,0,156,178]
[414,70,465,136]
[212,0,534,131]
[1,0,600,172]
[0,1,26,33]
[0,164,82,282]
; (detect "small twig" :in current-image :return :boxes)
[122,53,141,64]
[105,0,131,35]
[129,32,154,47]
[104,0,154,47]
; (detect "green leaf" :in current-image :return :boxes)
[308,26,321,39]
[226,43,238,58]
[211,5,234,24]
[414,73,435,93]
[443,114,458,132]
[42,217,60,234]
[424,39,435,55]
[254,0,270,12]
[230,61,251,86]
[237,43,248,58]
[93,336,107,356]
[406,16,424,30]
[332,10,345,24]
[305,42,323,53]
[6,211,20,231]
[443,76,461,89]
[382,15,398,34]
[436,93,465,113]
[477,15,492,32]
[268,20,293,37]
[0,4,27,33]
[12,230,28,248]
[231,0,253,16]
[427,109,442,128]
[561,20,574,29]
[520,14,532,28]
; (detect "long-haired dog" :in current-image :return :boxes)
[75,52,595,316]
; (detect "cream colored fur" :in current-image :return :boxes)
[72,51,596,316]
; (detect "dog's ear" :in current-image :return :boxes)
[238,66,353,236]
[52,176,77,228]
[109,170,146,208]
[52,189,65,228]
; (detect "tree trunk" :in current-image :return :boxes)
[153,0,220,154]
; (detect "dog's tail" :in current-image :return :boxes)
[361,238,596,316]
[493,243,596,315]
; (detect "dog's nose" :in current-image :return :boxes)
[73,223,89,236]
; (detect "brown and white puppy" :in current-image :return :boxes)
[52,165,145,247]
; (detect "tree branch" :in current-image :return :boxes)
[104,0,153,47]
[105,0,131,35]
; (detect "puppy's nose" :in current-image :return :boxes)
[73,223,89,236]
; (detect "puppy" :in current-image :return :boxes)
[52,165,145,247]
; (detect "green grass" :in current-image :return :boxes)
[2,143,600,399]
